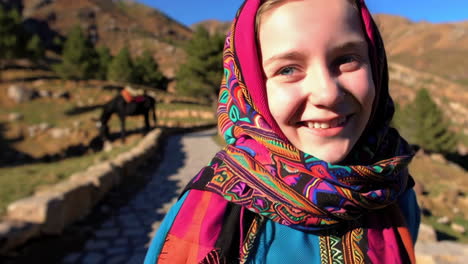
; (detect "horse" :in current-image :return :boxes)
[98,93,157,142]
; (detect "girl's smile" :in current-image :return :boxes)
[297,114,350,136]
[259,0,376,163]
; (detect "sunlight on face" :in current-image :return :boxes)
[259,0,375,163]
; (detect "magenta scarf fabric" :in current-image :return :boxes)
[156,0,417,263]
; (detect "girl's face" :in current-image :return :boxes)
[259,0,375,163]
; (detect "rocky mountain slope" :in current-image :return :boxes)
[374,14,468,138]
[375,14,468,84]
[20,0,192,78]
[191,19,231,35]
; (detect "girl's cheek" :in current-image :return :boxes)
[267,80,301,119]
[267,80,297,99]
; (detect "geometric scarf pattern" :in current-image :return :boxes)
[193,0,415,231]
[158,0,417,263]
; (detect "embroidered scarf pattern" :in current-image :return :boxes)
[158,0,417,263]
[192,0,414,231]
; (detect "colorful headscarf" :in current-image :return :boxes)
[158,0,417,263]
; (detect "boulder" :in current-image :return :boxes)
[436,216,450,225]
[0,221,40,253]
[38,89,53,98]
[53,91,71,100]
[38,122,51,131]
[429,153,446,164]
[457,143,468,155]
[49,127,70,139]
[450,223,466,234]
[7,85,37,103]
[6,194,65,234]
[417,223,437,242]
[8,112,23,121]
[416,241,468,263]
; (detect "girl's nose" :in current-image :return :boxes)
[304,66,345,108]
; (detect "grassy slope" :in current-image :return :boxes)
[0,140,137,216]
[0,67,215,217]
[410,152,468,242]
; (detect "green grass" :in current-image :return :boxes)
[456,78,468,87]
[422,215,468,243]
[0,112,215,217]
[410,152,467,198]
[0,76,217,217]
[459,134,468,147]
[158,117,215,123]
[157,103,214,112]
[0,99,75,126]
[0,141,137,217]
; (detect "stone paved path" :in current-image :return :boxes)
[61,128,220,264]
[416,241,468,264]
[4,128,467,264]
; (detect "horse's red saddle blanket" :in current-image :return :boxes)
[121,89,145,103]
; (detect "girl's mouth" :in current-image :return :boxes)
[296,115,351,137]
[299,116,348,129]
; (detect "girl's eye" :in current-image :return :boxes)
[278,66,296,76]
[338,56,356,64]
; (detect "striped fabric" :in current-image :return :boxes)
[145,0,419,263]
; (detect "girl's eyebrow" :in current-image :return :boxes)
[330,40,368,54]
[263,51,306,68]
[263,40,367,67]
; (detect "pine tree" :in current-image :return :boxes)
[26,34,44,62]
[95,46,112,80]
[107,46,134,84]
[53,25,96,80]
[133,50,167,88]
[175,26,224,98]
[0,6,25,61]
[395,88,457,153]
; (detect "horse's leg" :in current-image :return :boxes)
[144,112,150,134]
[119,113,126,143]
[152,101,157,128]
[100,124,110,140]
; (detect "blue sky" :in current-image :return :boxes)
[137,0,468,27]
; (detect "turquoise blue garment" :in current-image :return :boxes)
[248,219,321,264]
[247,189,420,263]
[144,189,419,263]
[398,189,420,241]
[144,192,189,264]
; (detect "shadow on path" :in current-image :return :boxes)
[0,131,188,264]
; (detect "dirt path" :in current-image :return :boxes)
[0,129,219,264]
[58,128,220,264]
[66,129,219,263]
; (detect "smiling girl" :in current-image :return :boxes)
[145,0,420,263]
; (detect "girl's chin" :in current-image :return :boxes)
[297,140,353,164]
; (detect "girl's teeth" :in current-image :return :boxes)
[305,116,347,129]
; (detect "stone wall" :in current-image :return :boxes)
[416,224,468,263]
[3,123,467,259]
[0,122,215,253]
